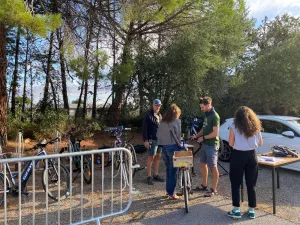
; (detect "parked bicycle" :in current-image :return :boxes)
[59,128,92,184]
[0,138,70,205]
[174,150,193,213]
[110,126,140,177]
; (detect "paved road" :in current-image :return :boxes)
[125,197,296,225]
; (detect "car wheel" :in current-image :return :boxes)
[218,141,232,162]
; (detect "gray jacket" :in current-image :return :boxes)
[157,119,181,146]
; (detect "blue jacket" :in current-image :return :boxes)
[142,110,162,142]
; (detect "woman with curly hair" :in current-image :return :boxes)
[157,104,183,200]
[227,106,263,219]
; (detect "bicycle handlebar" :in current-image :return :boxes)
[25,137,59,152]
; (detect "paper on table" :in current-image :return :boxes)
[258,156,283,163]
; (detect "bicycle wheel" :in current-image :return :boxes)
[183,170,189,213]
[0,173,9,206]
[124,143,137,177]
[83,155,92,184]
[42,162,70,201]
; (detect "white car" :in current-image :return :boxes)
[219,115,300,171]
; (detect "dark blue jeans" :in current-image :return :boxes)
[161,144,179,196]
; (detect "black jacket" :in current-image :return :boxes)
[142,110,162,142]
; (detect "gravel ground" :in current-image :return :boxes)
[1,142,300,225]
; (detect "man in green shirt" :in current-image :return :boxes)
[191,96,220,197]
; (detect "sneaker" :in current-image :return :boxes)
[227,208,241,219]
[147,176,154,185]
[153,175,165,182]
[248,209,255,219]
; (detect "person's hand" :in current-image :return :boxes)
[189,135,196,140]
[144,141,150,149]
[197,136,204,143]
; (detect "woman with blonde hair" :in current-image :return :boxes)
[157,104,183,200]
[227,106,263,219]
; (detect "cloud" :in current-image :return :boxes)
[246,0,300,25]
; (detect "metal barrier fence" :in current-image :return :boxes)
[0,148,133,225]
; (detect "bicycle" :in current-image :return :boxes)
[182,116,202,141]
[174,150,193,213]
[110,126,139,177]
[0,138,70,205]
[59,128,92,184]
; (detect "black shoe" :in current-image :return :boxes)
[153,175,165,182]
[147,176,154,185]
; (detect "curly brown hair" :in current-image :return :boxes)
[162,104,181,123]
[234,106,262,138]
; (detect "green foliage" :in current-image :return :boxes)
[73,118,102,140]
[122,0,187,24]
[113,60,135,83]
[133,0,252,116]
[69,56,89,80]
[0,0,61,36]
[7,111,37,140]
[33,110,70,140]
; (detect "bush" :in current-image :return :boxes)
[7,110,38,140]
[73,118,102,139]
[33,109,70,140]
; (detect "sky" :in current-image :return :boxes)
[246,0,300,27]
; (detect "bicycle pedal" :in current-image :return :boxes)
[132,164,140,169]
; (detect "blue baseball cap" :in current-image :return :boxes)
[153,99,162,105]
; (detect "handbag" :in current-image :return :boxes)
[271,145,298,158]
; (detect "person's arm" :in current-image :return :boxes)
[258,132,263,146]
[142,114,150,149]
[229,127,235,147]
[191,129,203,140]
[197,127,219,142]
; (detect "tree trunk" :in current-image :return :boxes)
[11,26,21,117]
[56,29,69,111]
[92,70,98,119]
[30,64,33,122]
[22,31,30,121]
[99,93,112,121]
[0,23,8,148]
[110,23,134,126]
[75,81,84,118]
[41,32,54,112]
[82,79,88,118]
[92,29,101,119]
[50,77,58,111]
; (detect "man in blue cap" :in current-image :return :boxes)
[142,99,165,185]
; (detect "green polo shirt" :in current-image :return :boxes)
[202,109,220,147]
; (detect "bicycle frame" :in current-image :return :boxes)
[178,168,192,190]
[3,148,55,191]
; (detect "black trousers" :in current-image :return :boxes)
[230,150,258,208]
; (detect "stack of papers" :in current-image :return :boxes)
[258,156,282,163]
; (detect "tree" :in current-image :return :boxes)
[241,15,300,115]
[0,0,61,147]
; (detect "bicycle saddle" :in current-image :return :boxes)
[36,139,47,147]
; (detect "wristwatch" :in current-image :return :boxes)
[202,135,206,140]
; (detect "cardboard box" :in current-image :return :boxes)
[173,151,193,168]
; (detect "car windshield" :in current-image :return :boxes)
[287,119,300,131]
